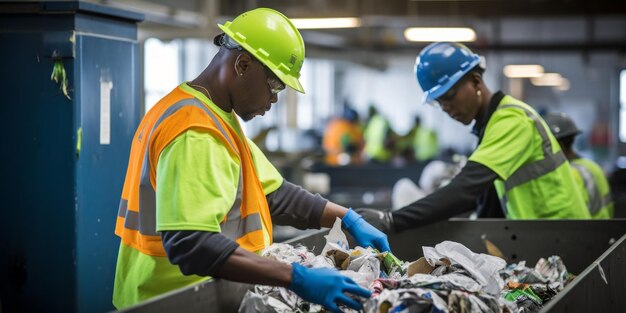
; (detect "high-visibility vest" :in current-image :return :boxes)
[364,114,392,162]
[412,127,439,161]
[570,158,614,218]
[473,96,589,219]
[323,118,364,165]
[115,86,272,257]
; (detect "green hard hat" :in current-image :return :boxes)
[218,8,306,93]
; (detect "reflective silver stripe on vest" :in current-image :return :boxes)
[118,194,140,231]
[571,162,603,215]
[220,173,263,240]
[137,154,158,235]
[123,98,241,236]
[602,193,613,209]
[118,199,128,217]
[498,104,567,192]
[123,210,140,230]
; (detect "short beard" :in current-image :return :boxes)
[240,113,255,122]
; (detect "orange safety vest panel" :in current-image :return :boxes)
[115,86,273,256]
[323,118,364,165]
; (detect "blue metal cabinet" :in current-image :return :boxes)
[0,2,143,312]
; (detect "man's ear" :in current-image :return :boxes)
[234,53,253,77]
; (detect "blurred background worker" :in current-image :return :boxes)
[396,116,439,164]
[357,42,589,232]
[544,112,614,218]
[113,8,389,313]
[363,105,395,163]
[409,116,439,162]
[322,104,364,165]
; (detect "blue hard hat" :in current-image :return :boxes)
[415,42,485,105]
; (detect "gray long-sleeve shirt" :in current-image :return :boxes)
[162,180,327,277]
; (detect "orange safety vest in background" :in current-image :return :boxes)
[115,86,273,256]
[323,118,364,165]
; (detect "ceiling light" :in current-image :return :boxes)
[503,65,545,78]
[556,78,570,91]
[403,27,476,42]
[290,17,361,29]
[531,73,565,86]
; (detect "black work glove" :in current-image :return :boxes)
[353,208,394,233]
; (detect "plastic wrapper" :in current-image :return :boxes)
[409,272,484,293]
[448,290,501,313]
[238,290,291,313]
[346,254,380,287]
[307,254,335,269]
[320,218,349,257]
[262,243,316,266]
[423,241,507,296]
[364,288,447,313]
[498,255,574,311]
[533,256,573,290]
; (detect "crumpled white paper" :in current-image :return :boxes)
[321,217,350,257]
[347,253,381,287]
[423,241,506,295]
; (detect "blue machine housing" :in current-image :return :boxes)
[0,2,143,312]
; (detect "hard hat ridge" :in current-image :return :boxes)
[218,8,306,93]
[414,42,484,105]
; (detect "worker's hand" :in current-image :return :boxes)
[353,208,394,233]
[342,209,391,253]
[289,263,371,313]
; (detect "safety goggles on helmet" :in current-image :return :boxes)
[429,74,472,107]
[215,33,286,95]
[430,84,461,108]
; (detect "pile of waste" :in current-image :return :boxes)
[239,219,574,313]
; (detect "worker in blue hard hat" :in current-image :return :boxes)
[357,42,590,232]
[544,112,614,219]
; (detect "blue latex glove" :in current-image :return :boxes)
[289,263,371,313]
[342,209,391,253]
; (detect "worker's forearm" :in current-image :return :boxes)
[162,230,240,276]
[163,231,293,287]
[392,161,497,232]
[215,247,292,287]
[319,201,349,228]
[266,180,327,229]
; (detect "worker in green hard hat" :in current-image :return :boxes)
[357,42,589,232]
[544,112,614,218]
[112,8,389,312]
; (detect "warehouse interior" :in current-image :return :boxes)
[1,0,626,312]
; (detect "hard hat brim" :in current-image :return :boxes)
[554,129,582,140]
[422,83,450,105]
[419,55,483,105]
[275,70,305,94]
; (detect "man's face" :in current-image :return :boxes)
[436,75,481,125]
[233,53,285,121]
